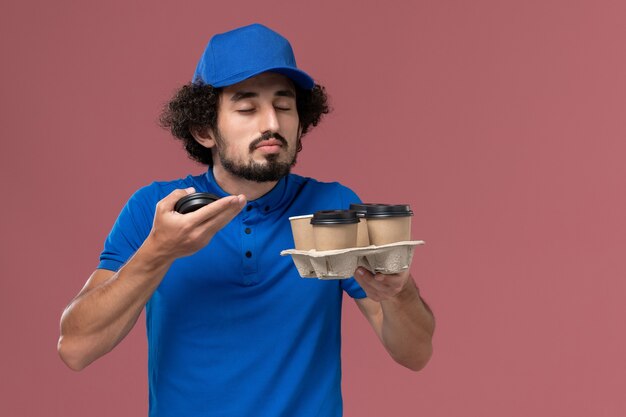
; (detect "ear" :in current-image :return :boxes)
[190,127,216,149]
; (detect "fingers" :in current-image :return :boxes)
[353,267,410,302]
[186,194,246,226]
[353,268,381,301]
[355,267,393,287]
[156,188,246,227]
[149,189,246,259]
[157,187,196,212]
[198,195,247,232]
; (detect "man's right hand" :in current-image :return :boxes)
[145,187,246,261]
[57,187,246,371]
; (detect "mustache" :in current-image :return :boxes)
[249,132,288,152]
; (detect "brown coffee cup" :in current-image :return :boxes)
[289,214,315,250]
[311,210,359,251]
[364,204,413,245]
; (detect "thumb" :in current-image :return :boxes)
[158,187,196,212]
[354,267,373,282]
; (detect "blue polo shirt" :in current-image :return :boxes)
[98,168,366,417]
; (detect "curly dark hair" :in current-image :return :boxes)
[159,81,330,166]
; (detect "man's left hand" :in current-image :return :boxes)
[352,267,414,302]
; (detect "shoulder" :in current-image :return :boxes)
[287,173,355,192]
[129,173,206,205]
[286,173,362,206]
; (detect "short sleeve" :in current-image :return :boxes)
[337,183,367,299]
[98,185,160,272]
[337,184,361,211]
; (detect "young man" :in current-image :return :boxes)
[58,23,434,416]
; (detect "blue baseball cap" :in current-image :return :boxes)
[192,23,315,90]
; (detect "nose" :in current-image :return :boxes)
[259,105,280,134]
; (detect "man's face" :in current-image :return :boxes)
[210,72,301,182]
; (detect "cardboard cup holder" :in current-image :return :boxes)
[280,240,424,280]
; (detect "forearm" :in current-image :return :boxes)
[380,279,435,371]
[58,238,173,370]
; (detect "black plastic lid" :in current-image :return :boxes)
[175,192,220,214]
[364,204,413,218]
[349,203,385,215]
[310,210,360,225]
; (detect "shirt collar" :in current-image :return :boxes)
[203,167,288,214]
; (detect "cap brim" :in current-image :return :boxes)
[204,66,315,90]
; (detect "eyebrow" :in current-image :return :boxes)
[230,89,296,102]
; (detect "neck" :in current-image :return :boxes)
[211,163,279,201]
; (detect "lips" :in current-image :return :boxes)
[255,139,284,149]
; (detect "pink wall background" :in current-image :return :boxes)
[2,0,625,415]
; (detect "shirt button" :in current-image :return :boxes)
[245,228,252,234]
[245,251,252,258]
[264,206,270,212]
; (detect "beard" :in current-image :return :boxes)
[214,130,300,182]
